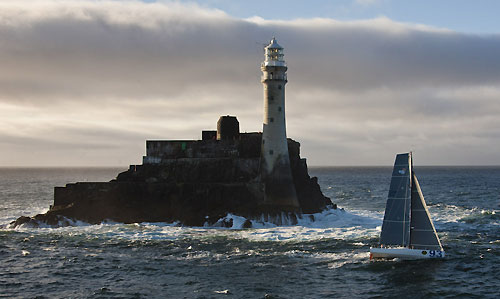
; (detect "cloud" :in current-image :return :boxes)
[355,0,380,6]
[0,0,499,166]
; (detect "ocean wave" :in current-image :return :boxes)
[2,208,383,243]
[429,203,498,224]
[459,209,499,225]
[8,201,497,244]
[215,208,382,242]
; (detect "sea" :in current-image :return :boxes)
[0,167,499,298]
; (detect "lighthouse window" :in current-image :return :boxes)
[270,96,274,101]
[269,150,274,155]
[278,107,282,112]
[270,117,274,122]
[278,85,282,90]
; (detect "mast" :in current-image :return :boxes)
[406,152,412,245]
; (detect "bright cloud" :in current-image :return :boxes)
[1,1,499,166]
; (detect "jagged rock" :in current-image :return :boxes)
[9,216,34,228]
[11,134,335,228]
[9,213,73,228]
[242,219,253,228]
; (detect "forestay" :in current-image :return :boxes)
[380,153,412,247]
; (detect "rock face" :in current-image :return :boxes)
[12,132,335,228]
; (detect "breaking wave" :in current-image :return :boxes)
[3,208,382,243]
[3,202,497,245]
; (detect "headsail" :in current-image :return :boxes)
[379,153,412,247]
[409,174,443,250]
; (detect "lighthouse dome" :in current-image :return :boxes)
[263,37,286,67]
[266,37,283,49]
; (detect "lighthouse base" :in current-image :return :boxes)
[261,160,301,212]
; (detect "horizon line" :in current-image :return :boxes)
[1,165,499,168]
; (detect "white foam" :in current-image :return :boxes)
[429,203,500,232]
[214,290,230,294]
[9,202,495,244]
[2,207,385,242]
[228,208,382,242]
[210,213,250,229]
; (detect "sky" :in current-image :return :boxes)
[1,0,500,166]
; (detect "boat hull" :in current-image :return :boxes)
[370,247,445,260]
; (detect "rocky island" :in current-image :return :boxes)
[11,38,335,228]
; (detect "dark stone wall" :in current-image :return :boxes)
[12,134,334,227]
[118,158,260,183]
[51,182,264,226]
[144,133,298,161]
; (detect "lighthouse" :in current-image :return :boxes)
[260,37,300,211]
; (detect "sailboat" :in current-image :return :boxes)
[370,153,445,260]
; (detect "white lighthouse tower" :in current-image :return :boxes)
[260,37,300,211]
